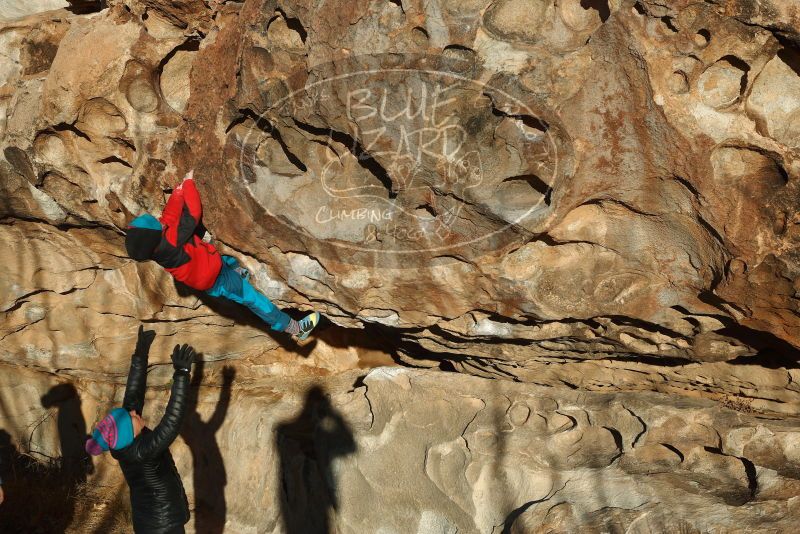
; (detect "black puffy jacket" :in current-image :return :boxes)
[111,349,190,534]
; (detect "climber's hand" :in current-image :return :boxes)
[183,169,194,182]
[134,325,156,360]
[0,485,5,506]
[171,344,196,373]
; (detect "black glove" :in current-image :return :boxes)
[134,325,156,360]
[171,344,195,373]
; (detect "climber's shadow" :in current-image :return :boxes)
[40,383,93,483]
[276,386,357,534]
[0,429,16,516]
[0,428,14,495]
[173,280,319,357]
[180,357,234,534]
[0,382,93,531]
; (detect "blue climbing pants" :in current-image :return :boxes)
[206,255,291,332]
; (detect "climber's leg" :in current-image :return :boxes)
[239,277,292,331]
[221,254,250,280]
[207,256,291,332]
[221,255,238,268]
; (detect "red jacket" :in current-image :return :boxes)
[151,179,222,291]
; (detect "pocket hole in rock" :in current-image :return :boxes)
[413,204,437,218]
[580,0,611,23]
[412,26,429,40]
[694,29,710,48]
[660,16,679,33]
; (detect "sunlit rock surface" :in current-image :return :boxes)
[1,0,799,531]
[3,366,800,532]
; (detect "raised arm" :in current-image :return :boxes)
[161,171,203,247]
[133,344,195,459]
[207,366,235,432]
[122,326,155,414]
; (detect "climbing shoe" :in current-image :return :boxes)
[296,311,321,341]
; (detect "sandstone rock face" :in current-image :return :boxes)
[1,0,799,531]
[3,366,800,532]
[0,1,69,22]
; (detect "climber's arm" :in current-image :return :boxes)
[132,344,193,459]
[162,171,202,246]
[133,369,190,458]
[122,326,155,415]
[175,173,203,245]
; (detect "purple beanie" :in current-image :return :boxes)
[85,408,134,456]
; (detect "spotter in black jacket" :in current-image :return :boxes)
[111,344,191,534]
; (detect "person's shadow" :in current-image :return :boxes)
[40,383,93,484]
[180,359,235,534]
[0,429,57,530]
[0,383,93,532]
[276,386,357,534]
[0,428,14,488]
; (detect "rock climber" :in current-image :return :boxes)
[85,326,194,534]
[124,170,320,340]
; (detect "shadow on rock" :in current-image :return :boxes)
[40,383,93,483]
[0,391,93,533]
[181,358,235,534]
[276,386,357,534]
